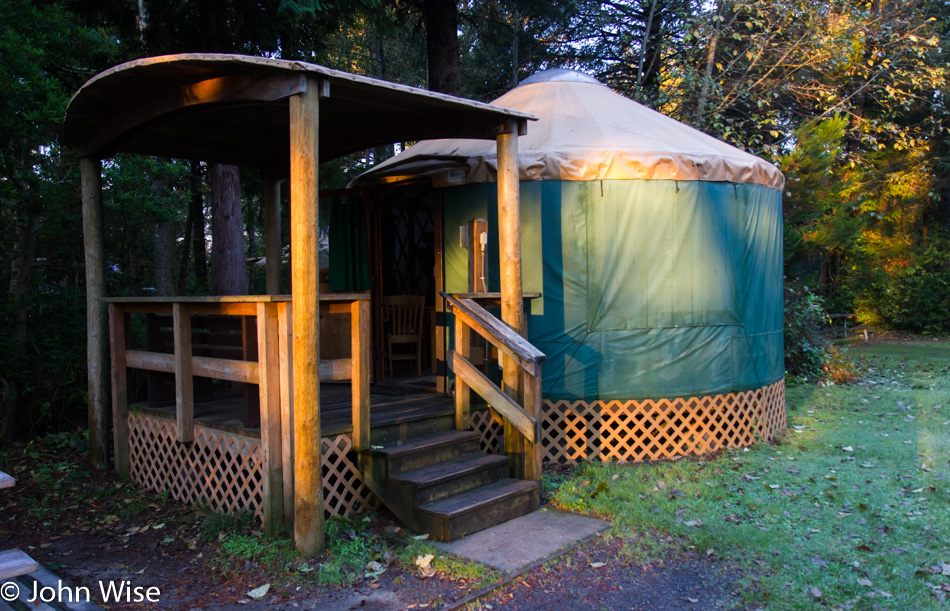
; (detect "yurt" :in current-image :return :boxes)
[354,69,786,463]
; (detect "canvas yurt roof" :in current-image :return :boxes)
[353,69,784,190]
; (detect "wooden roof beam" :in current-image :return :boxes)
[75,73,313,158]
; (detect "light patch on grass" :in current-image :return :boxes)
[551,345,950,609]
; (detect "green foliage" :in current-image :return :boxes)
[551,345,950,609]
[783,283,830,380]
[851,233,950,334]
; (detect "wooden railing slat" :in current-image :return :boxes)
[448,350,535,444]
[441,292,544,376]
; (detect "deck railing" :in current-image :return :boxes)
[441,292,546,481]
[106,294,371,531]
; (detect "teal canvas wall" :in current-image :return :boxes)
[442,179,783,401]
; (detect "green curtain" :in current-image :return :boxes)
[328,195,371,291]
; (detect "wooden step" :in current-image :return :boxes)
[392,453,509,506]
[418,478,540,541]
[0,548,38,580]
[374,430,480,475]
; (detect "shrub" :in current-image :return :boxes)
[784,282,830,379]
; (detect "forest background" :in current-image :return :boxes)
[1,0,948,441]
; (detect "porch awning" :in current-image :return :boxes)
[63,54,535,173]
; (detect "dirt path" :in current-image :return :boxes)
[1,438,740,610]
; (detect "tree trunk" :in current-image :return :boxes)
[190,162,208,290]
[152,167,177,296]
[696,0,725,125]
[155,219,177,296]
[424,0,461,95]
[2,201,39,442]
[637,0,659,95]
[210,163,248,296]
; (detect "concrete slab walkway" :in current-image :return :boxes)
[432,508,610,573]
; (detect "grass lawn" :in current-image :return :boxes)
[550,343,950,609]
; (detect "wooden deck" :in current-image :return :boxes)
[132,383,453,439]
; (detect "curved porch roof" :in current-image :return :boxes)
[64,54,534,172]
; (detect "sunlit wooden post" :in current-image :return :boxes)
[82,157,110,470]
[496,122,526,478]
[277,301,295,524]
[350,298,370,452]
[290,77,325,556]
[257,302,283,534]
[454,315,471,430]
[264,178,281,295]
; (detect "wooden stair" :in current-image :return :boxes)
[361,430,540,541]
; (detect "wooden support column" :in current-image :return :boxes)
[523,370,543,482]
[290,79,325,556]
[82,157,110,470]
[350,299,370,452]
[172,303,194,443]
[496,125,526,478]
[278,302,295,525]
[265,178,281,295]
[434,196,446,392]
[257,302,283,534]
[109,304,130,479]
[454,317,471,430]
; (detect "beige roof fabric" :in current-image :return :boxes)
[354,70,784,190]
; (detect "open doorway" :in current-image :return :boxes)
[370,182,444,390]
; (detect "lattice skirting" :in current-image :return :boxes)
[540,379,786,464]
[129,413,379,522]
[321,434,380,516]
[129,413,265,520]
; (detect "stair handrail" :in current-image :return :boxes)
[440,291,546,481]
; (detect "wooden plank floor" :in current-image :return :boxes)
[133,382,453,438]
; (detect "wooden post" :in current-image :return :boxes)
[434,196,446,393]
[109,304,130,479]
[522,370,543,482]
[82,157,110,470]
[277,302,295,524]
[257,302,283,534]
[496,126,525,478]
[172,303,194,443]
[290,79,325,556]
[265,178,281,295]
[454,316,471,430]
[350,299,370,452]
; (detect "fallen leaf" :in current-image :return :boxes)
[810,586,823,599]
[842,446,854,452]
[684,520,703,527]
[412,534,430,541]
[589,561,606,568]
[858,578,873,587]
[415,554,435,569]
[247,584,270,600]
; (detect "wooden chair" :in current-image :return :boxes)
[383,295,426,377]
